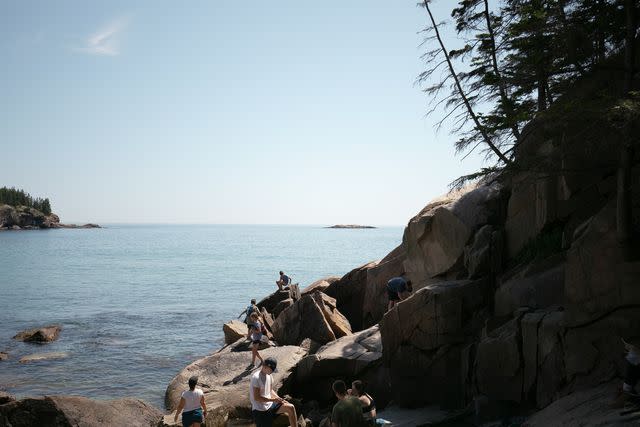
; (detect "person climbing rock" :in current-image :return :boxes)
[276,271,291,291]
[386,275,412,311]
[247,311,265,369]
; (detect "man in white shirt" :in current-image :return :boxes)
[249,357,298,427]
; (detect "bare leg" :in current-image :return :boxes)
[277,401,298,427]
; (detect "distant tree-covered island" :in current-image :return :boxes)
[0,187,51,215]
[0,186,99,231]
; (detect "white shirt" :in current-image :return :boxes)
[249,370,273,411]
[181,388,204,412]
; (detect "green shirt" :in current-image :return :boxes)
[331,396,365,427]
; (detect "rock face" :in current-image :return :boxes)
[494,255,565,317]
[14,325,62,343]
[380,280,487,408]
[325,261,379,331]
[258,287,299,314]
[164,343,307,426]
[0,395,162,427]
[294,326,389,406]
[223,320,248,345]
[524,381,640,426]
[301,277,340,296]
[564,200,640,323]
[272,292,351,346]
[402,184,506,284]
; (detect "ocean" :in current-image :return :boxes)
[0,224,402,407]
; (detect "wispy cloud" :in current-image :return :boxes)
[76,16,130,56]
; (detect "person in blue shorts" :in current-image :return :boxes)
[173,375,207,427]
[386,275,412,311]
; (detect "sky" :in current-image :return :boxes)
[0,1,486,225]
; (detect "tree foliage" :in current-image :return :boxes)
[0,187,52,215]
[418,0,635,166]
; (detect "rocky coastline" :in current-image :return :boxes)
[0,204,100,231]
[2,72,640,426]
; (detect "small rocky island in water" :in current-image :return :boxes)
[0,187,100,231]
[326,224,376,229]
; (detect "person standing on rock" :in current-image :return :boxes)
[330,380,366,427]
[173,375,207,427]
[276,271,291,291]
[238,298,260,332]
[247,311,265,369]
[386,275,412,311]
[348,380,376,425]
[250,357,298,427]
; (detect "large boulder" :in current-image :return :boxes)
[403,184,506,283]
[294,326,389,407]
[0,391,15,405]
[257,288,297,314]
[0,395,162,427]
[14,325,62,343]
[380,280,487,408]
[164,343,307,426]
[301,277,341,296]
[362,245,406,329]
[272,292,351,346]
[325,261,378,331]
[223,320,248,345]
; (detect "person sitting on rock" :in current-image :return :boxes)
[276,271,291,291]
[250,357,298,427]
[613,337,640,407]
[330,380,366,427]
[173,375,208,427]
[386,275,412,311]
[348,380,376,425]
[247,312,265,369]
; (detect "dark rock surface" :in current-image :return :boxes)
[14,325,62,343]
[0,395,162,427]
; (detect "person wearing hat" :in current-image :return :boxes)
[249,357,298,427]
[173,375,207,427]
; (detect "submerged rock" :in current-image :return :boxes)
[19,352,70,363]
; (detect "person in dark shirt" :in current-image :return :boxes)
[330,380,366,427]
[349,380,376,425]
[386,275,412,311]
[276,271,291,291]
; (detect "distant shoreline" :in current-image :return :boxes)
[325,224,376,229]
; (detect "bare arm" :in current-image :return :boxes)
[173,397,185,422]
[200,395,207,416]
[253,386,281,404]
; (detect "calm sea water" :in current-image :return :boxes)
[0,224,401,407]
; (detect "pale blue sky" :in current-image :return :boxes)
[1,1,484,225]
